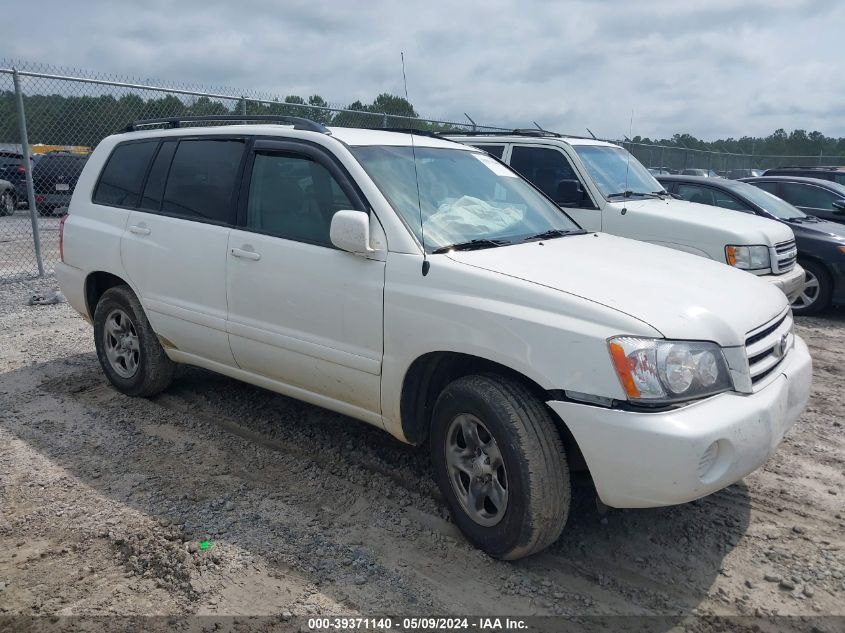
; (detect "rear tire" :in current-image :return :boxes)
[430,374,570,560]
[93,285,176,397]
[791,259,832,316]
[0,191,12,216]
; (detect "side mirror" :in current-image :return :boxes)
[330,210,374,255]
[555,179,584,206]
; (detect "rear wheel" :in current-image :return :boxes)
[430,374,570,560]
[93,285,176,397]
[791,259,832,316]
[0,191,12,216]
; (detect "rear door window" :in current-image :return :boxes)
[779,182,838,209]
[161,139,245,224]
[93,142,159,207]
[509,145,580,201]
[139,141,177,212]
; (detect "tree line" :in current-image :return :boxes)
[630,130,845,158]
[0,91,445,148]
[1,88,844,159]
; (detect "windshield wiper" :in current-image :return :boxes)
[607,191,663,200]
[523,228,587,242]
[432,238,511,254]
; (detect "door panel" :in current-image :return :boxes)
[226,147,385,415]
[121,211,235,365]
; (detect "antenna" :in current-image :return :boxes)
[622,110,633,212]
[401,52,429,276]
[586,127,597,140]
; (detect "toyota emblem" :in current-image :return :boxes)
[775,333,789,358]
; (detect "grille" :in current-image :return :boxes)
[773,239,797,273]
[745,310,793,388]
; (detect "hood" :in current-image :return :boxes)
[786,218,845,242]
[446,233,788,347]
[610,198,795,246]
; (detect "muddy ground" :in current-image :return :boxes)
[0,278,843,631]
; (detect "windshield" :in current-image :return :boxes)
[733,182,805,219]
[352,146,581,252]
[573,145,663,198]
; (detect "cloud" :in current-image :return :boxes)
[3,0,844,140]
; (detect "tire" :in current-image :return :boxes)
[791,259,832,316]
[93,285,176,397]
[0,191,12,216]
[38,206,52,217]
[430,374,570,560]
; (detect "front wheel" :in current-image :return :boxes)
[791,259,832,316]
[93,285,176,397]
[430,375,570,560]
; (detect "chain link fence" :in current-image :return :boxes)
[621,140,845,175]
[2,59,844,281]
[0,60,508,281]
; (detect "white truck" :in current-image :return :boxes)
[56,117,811,559]
[446,132,805,302]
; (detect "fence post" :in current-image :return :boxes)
[12,69,44,278]
[241,96,247,115]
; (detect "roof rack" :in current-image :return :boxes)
[361,127,447,139]
[438,129,560,138]
[124,115,330,134]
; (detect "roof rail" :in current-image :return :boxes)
[124,115,330,134]
[768,165,841,171]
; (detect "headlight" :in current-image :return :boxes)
[608,337,734,404]
[725,245,770,270]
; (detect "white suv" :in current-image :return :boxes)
[446,132,805,302]
[57,116,812,560]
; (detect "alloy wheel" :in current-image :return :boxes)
[792,269,819,310]
[103,308,140,378]
[445,413,509,527]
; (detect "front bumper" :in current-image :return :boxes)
[548,335,812,508]
[761,265,805,303]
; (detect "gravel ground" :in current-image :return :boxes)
[0,278,843,630]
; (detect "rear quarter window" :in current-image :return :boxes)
[93,141,159,207]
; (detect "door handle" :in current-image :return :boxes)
[230,247,261,261]
[129,225,151,236]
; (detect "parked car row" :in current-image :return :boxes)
[56,116,813,560]
[658,175,845,315]
[0,150,88,216]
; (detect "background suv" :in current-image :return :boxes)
[762,166,845,186]
[30,151,89,215]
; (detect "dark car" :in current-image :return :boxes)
[0,150,37,207]
[741,176,845,225]
[762,166,845,186]
[681,168,719,177]
[659,174,845,315]
[30,152,89,215]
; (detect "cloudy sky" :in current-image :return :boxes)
[5,0,844,140]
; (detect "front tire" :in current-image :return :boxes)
[791,259,832,316]
[430,375,570,560]
[93,285,176,397]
